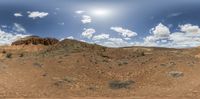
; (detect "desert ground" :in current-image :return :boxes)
[0,36,200,99]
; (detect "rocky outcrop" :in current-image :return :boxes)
[11,36,59,46]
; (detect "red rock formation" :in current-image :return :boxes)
[11,36,59,46]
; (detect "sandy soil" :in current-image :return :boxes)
[0,41,199,98]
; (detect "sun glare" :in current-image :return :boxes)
[90,9,111,17]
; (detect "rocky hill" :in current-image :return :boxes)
[11,36,59,46]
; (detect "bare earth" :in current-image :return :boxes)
[0,39,200,99]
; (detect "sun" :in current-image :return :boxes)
[90,8,111,17]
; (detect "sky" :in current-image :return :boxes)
[1,0,200,48]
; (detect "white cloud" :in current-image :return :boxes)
[76,22,200,48]
[141,23,200,48]
[150,23,170,38]
[13,23,26,33]
[142,23,171,46]
[167,12,182,17]
[92,34,110,40]
[14,13,23,17]
[82,28,95,39]
[60,36,75,41]
[101,38,133,47]
[75,10,85,14]
[1,25,7,28]
[124,37,131,40]
[67,36,74,39]
[168,32,200,47]
[110,27,137,38]
[81,15,92,24]
[179,24,200,33]
[27,11,49,19]
[0,29,29,45]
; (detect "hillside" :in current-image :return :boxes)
[0,36,199,98]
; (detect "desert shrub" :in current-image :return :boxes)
[118,60,129,66]
[169,62,176,65]
[135,51,145,57]
[168,71,184,78]
[53,76,75,87]
[19,53,24,57]
[58,60,63,63]
[160,64,167,67]
[42,73,48,77]
[109,80,135,89]
[2,50,6,54]
[141,51,145,56]
[63,76,75,83]
[6,53,12,58]
[54,80,63,87]
[33,62,43,67]
[88,86,96,91]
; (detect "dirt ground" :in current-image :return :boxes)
[0,40,200,99]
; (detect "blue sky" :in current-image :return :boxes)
[1,0,200,47]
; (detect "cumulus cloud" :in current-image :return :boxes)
[75,10,92,24]
[0,23,29,46]
[27,11,49,19]
[92,34,110,40]
[141,23,200,48]
[168,32,200,47]
[76,23,200,48]
[110,27,137,38]
[0,29,29,45]
[101,38,133,47]
[14,13,23,17]
[81,15,92,24]
[150,23,170,38]
[179,24,200,33]
[82,28,96,39]
[124,37,131,40]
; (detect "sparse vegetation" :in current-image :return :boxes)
[6,53,12,58]
[54,80,64,87]
[58,60,62,63]
[19,53,24,57]
[168,71,184,78]
[2,50,6,54]
[160,64,167,66]
[109,80,135,89]
[33,62,43,67]
[118,60,129,66]
[42,73,48,77]
[53,76,76,87]
[0,35,198,98]
[141,51,145,56]
[63,76,75,83]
